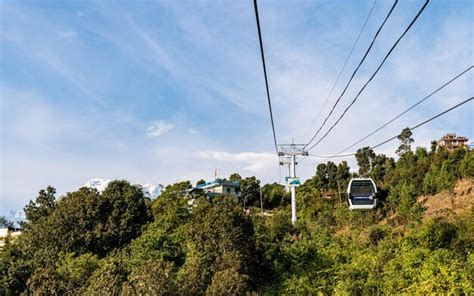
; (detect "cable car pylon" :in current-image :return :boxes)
[278,141,308,224]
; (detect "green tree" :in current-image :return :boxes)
[229,173,242,182]
[336,161,350,186]
[100,180,151,249]
[56,252,101,293]
[314,163,328,191]
[241,176,261,208]
[261,182,288,209]
[444,148,467,179]
[24,186,56,226]
[177,197,256,294]
[416,146,428,160]
[412,249,473,294]
[326,161,338,190]
[459,150,474,177]
[206,252,250,295]
[371,153,390,182]
[393,183,423,221]
[18,181,150,268]
[23,187,106,261]
[122,260,177,295]
[0,238,33,294]
[396,127,414,157]
[355,147,375,176]
[26,267,66,296]
[423,162,455,194]
[84,259,128,295]
[131,183,191,267]
[416,218,458,250]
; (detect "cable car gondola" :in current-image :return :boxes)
[347,178,377,210]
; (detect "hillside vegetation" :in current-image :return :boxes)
[1,133,473,295]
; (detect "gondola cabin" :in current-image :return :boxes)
[347,178,377,210]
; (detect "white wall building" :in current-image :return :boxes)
[0,225,22,247]
[194,179,241,198]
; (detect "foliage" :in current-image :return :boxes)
[23,186,57,226]
[355,146,376,176]
[83,259,128,295]
[460,150,474,177]
[396,127,414,156]
[1,137,472,294]
[179,197,256,293]
[240,176,261,208]
[261,182,288,209]
[228,173,242,181]
[122,260,176,295]
[56,252,101,293]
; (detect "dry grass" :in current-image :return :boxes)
[418,178,474,218]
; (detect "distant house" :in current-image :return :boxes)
[193,179,241,198]
[437,133,468,152]
[0,225,22,247]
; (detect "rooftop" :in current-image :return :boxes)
[196,178,240,189]
[439,133,468,141]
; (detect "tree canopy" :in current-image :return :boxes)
[1,133,473,295]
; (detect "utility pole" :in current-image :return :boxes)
[278,142,308,224]
[337,179,342,204]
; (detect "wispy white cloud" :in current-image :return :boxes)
[128,18,180,78]
[146,120,173,137]
[1,1,472,214]
[193,151,277,173]
[188,128,200,134]
[59,31,76,39]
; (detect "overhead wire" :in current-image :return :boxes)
[307,0,430,151]
[371,97,473,150]
[309,96,473,161]
[302,0,378,140]
[253,0,279,155]
[329,65,473,157]
[304,0,398,149]
[309,153,356,159]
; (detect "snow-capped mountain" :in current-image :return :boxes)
[2,210,26,223]
[84,178,111,193]
[84,178,163,199]
[140,184,163,199]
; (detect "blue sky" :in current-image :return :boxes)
[1,0,473,212]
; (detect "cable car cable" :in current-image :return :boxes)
[253,0,279,155]
[330,65,473,157]
[302,0,378,140]
[307,0,430,152]
[304,0,398,149]
[311,96,473,161]
[371,96,473,150]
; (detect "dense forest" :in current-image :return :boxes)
[1,129,473,295]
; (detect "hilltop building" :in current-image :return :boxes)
[437,133,468,152]
[0,225,22,248]
[193,179,241,198]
